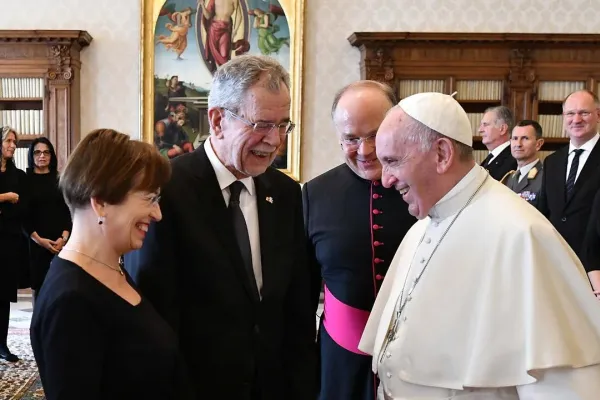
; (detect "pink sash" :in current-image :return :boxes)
[323,285,370,355]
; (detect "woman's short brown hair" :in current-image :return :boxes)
[60,128,171,210]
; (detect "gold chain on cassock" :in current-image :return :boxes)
[378,172,489,364]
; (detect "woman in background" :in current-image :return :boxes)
[0,126,26,363]
[30,129,192,399]
[24,137,71,304]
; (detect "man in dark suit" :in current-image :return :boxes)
[501,119,544,207]
[124,55,316,400]
[478,105,517,180]
[538,89,600,258]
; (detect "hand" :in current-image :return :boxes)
[2,192,19,203]
[54,237,66,251]
[38,238,59,254]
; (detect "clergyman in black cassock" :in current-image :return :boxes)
[303,81,416,400]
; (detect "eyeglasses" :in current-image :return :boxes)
[341,134,377,150]
[224,109,295,136]
[33,150,51,157]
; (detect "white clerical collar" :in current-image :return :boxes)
[518,159,539,180]
[428,165,486,221]
[488,140,510,162]
[569,132,599,154]
[204,137,254,195]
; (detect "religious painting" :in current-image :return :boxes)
[141,0,304,180]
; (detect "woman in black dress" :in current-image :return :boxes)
[0,126,26,363]
[24,138,71,304]
[30,129,192,399]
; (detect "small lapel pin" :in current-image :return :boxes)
[266,196,273,203]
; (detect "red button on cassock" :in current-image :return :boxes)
[374,258,384,264]
[373,224,380,230]
[373,181,380,186]
[373,209,380,215]
[375,274,384,280]
[372,194,379,199]
[374,241,381,246]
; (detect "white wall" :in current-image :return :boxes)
[2,0,599,182]
[0,0,141,139]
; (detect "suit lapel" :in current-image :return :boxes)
[571,139,600,198]
[551,146,568,211]
[254,173,278,301]
[514,172,529,193]
[191,147,261,303]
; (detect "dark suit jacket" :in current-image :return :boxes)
[581,190,600,273]
[538,141,600,257]
[502,160,543,208]
[123,146,316,400]
[481,144,517,181]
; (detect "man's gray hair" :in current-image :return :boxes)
[208,54,290,113]
[403,114,473,162]
[485,105,515,133]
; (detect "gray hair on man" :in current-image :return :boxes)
[400,111,474,162]
[208,54,290,114]
[485,105,515,133]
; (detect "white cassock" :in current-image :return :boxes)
[359,164,600,399]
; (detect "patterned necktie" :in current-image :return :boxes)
[565,149,584,200]
[229,181,258,296]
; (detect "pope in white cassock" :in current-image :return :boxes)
[358,92,600,399]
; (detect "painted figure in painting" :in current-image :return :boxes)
[250,6,289,56]
[199,0,250,73]
[156,5,196,59]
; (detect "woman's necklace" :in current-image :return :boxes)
[63,248,124,276]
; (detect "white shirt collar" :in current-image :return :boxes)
[569,133,600,154]
[428,164,486,221]
[489,140,511,160]
[203,137,255,195]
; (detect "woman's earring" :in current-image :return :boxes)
[98,216,105,225]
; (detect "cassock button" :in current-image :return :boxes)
[376,274,384,280]
[373,194,380,199]
[561,217,567,222]
[373,224,381,230]
[373,181,380,186]
[373,209,381,215]
[374,241,382,246]
[374,258,384,264]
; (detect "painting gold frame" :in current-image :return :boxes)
[140,0,305,181]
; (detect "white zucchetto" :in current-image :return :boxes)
[399,92,473,147]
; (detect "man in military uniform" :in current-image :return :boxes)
[501,119,544,207]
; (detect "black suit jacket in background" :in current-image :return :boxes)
[124,146,316,400]
[538,141,600,258]
[481,144,517,181]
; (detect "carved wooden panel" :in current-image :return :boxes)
[348,32,600,151]
[0,30,92,168]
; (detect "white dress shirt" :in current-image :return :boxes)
[486,140,510,164]
[204,138,263,294]
[516,158,539,183]
[566,133,600,182]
